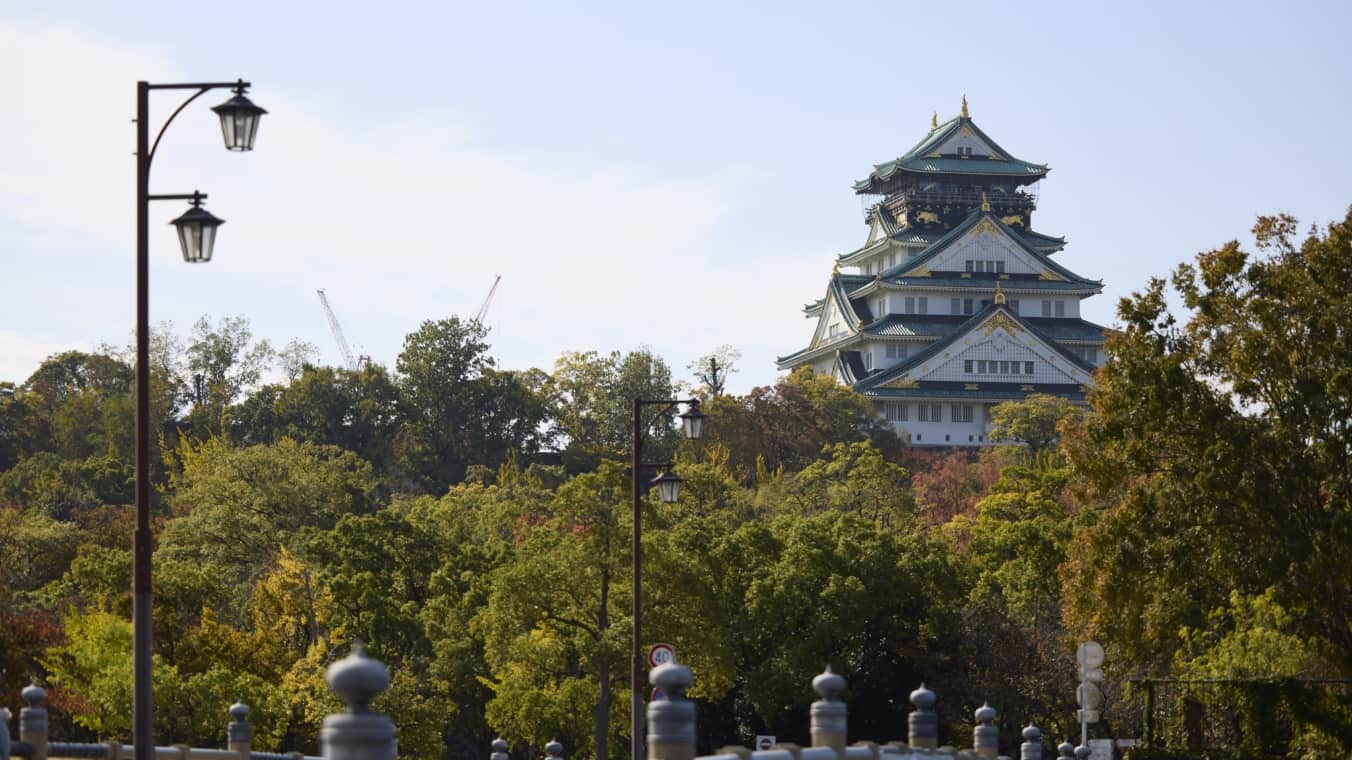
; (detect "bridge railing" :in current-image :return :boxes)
[2,645,395,760]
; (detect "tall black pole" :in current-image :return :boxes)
[630,398,644,760]
[133,79,154,760]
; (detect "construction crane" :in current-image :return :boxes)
[475,274,502,324]
[316,289,365,370]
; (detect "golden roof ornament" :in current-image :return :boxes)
[994,281,1006,305]
[931,111,938,130]
[832,261,840,276]
[981,192,991,212]
[961,94,969,119]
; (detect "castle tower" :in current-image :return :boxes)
[778,99,1107,446]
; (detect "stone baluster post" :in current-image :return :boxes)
[491,737,510,760]
[1,706,11,759]
[810,667,848,758]
[1057,741,1074,759]
[20,684,48,760]
[1073,745,1090,760]
[972,704,997,758]
[545,739,564,760]
[1018,725,1041,760]
[228,702,251,757]
[320,643,397,760]
[647,661,695,760]
[906,684,937,750]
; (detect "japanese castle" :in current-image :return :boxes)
[778,98,1107,446]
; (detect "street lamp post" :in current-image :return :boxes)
[631,398,705,760]
[134,79,265,760]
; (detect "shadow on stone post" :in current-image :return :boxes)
[647,660,695,760]
[810,667,847,759]
[20,684,48,760]
[321,643,397,760]
[227,701,251,758]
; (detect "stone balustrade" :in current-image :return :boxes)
[2,644,395,760]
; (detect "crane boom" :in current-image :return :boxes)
[316,289,359,371]
[475,274,502,324]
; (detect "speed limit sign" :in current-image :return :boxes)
[648,643,675,668]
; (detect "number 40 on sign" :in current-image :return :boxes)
[648,643,675,668]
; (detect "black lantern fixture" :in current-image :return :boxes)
[652,471,682,504]
[211,80,267,152]
[169,193,224,263]
[679,401,706,440]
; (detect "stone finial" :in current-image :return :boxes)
[19,684,48,759]
[491,737,510,760]
[321,643,397,760]
[327,642,389,713]
[1057,741,1075,758]
[545,739,564,759]
[648,661,696,760]
[228,700,252,752]
[961,95,970,119]
[1019,725,1041,760]
[907,683,937,749]
[1074,745,1091,760]
[973,703,998,758]
[810,666,848,756]
[21,684,46,707]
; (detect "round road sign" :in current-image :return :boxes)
[648,643,675,668]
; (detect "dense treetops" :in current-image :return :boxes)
[2,209,1351,758]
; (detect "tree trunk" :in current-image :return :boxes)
[595,566,611,760]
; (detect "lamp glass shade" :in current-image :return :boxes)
[170,205,225,263]
[680,403,706,440]
[211,93,267,152]
[653,471,682,504]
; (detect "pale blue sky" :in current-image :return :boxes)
[2,1,1350,392]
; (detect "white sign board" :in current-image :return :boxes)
[755,736,776,751]
[648,643,675,668]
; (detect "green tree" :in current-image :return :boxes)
[396,317,551,491]
[698,368,900,481]
[551,348,677,471]
[1062,210,1352,685]
[159,438,376,598]
[184,315,275,437]
[987,393,1083,457]
[475,463,632,760]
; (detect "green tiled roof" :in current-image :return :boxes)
[855,304,1100,392]
[865,382,1087,402]
[845,224,1064,256]
[859,313,1108,342]
[854,115,1048,191]
[879,209,1098,285]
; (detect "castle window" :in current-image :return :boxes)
[996,261,1005,273]
[864,352,873,370]
[1041,300,1052,317]
[904,296,915,313]
[999,361,1009,373]
[1055,300,1066,317]
[1025,361,1035,374]
[964,298,974,314]
[965,260,974,272]
[964,359,973,373]
[1086,348,1098,363]
[1010,299,1020,312]
[828,324,840,338]
[951,298,961,315]
[884,402,908,422]
[918,297,929,314]
[953,405,973,423]
[977,360,987,373]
